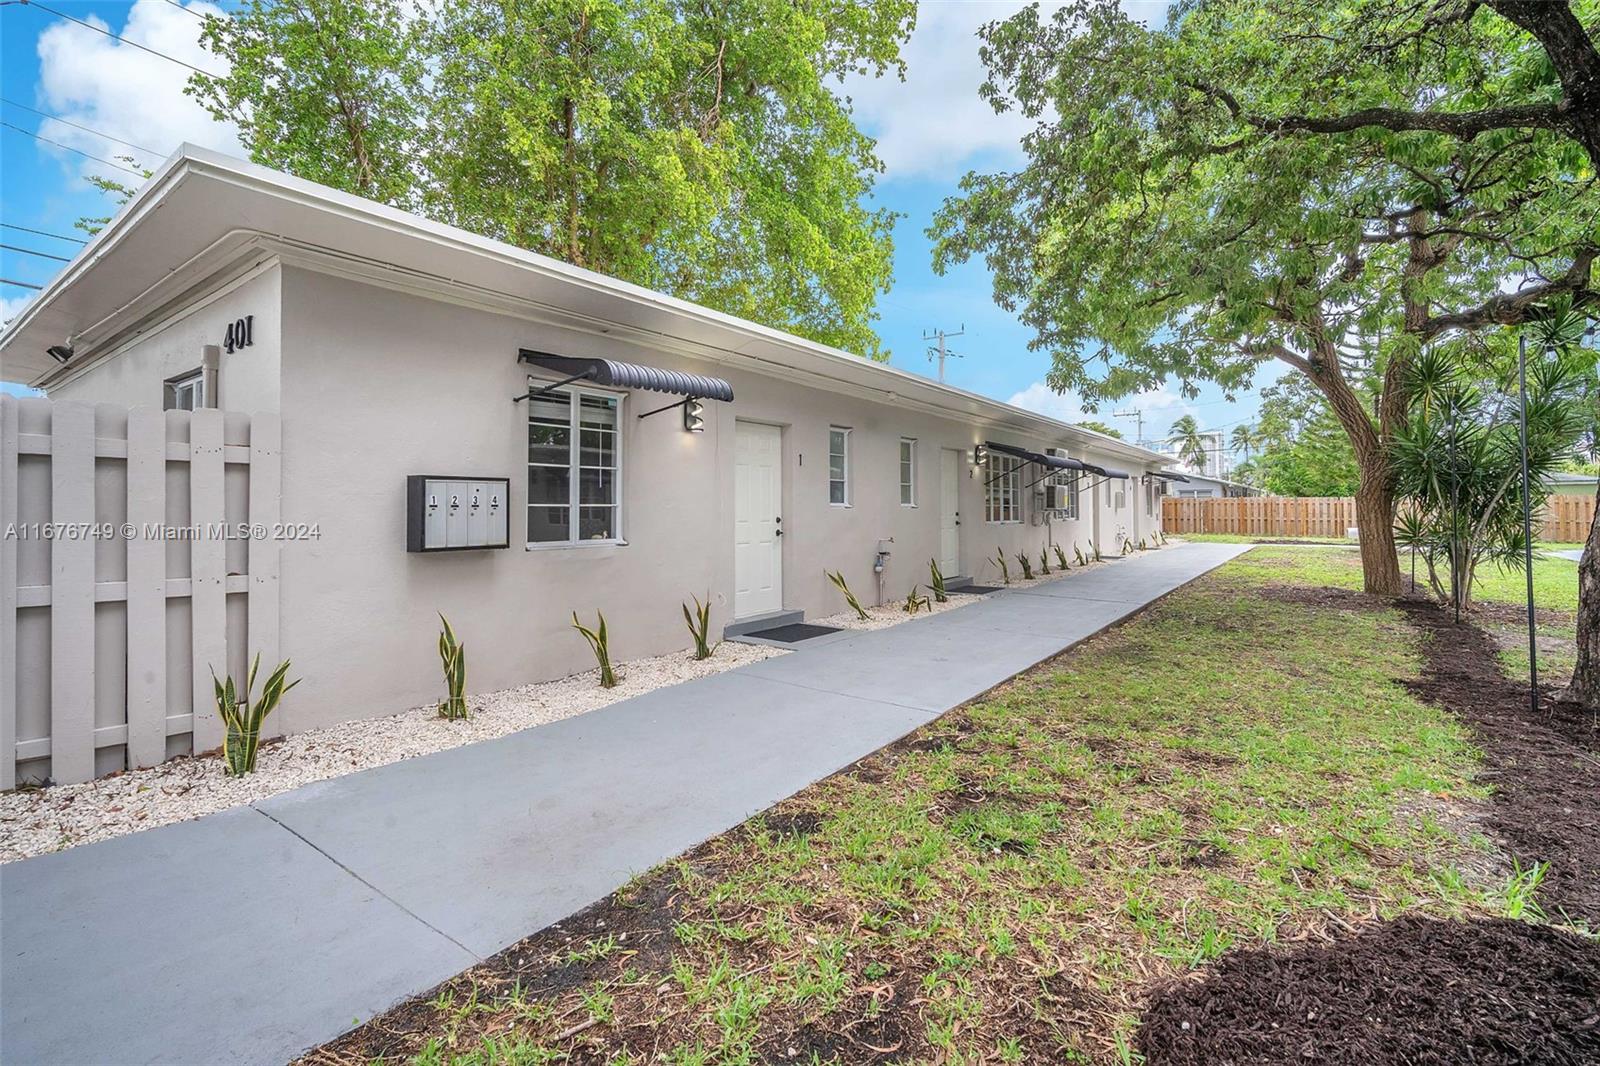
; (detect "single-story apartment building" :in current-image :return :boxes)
[0,146,1179,774]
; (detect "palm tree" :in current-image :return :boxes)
[1230,423,1257,459]
[1169,415,1208,471]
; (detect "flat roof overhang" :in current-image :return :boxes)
[0,145,1171,468]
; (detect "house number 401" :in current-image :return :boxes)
[223,314,255,353]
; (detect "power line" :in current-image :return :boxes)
[0,243,72,263]
[9,1,224,79]
[0,121,146,175]
[1,222,87,245]
[1,97,160,156]
[160,0,210,18]
[1,278,44,290]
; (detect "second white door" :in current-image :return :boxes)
[939,448,962,576]
[734,422,784,618]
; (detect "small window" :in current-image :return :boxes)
[527,387,622,545]
[985,452,1022,523]
[164,369,204,411]
[898,438,917,506]
[828,427,851,505]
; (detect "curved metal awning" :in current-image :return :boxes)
[1080,461,1130,479]
[984,441,1088,472]
[518,350,735,402]
[1156,470,1191,483]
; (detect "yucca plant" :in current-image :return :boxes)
[1053,544,1070,570]
[1074,545,1087,566]
[682,595,716,660]
[903,585,932,614]
[826,570,869,621]
[212,653,300,776]
[572,611,618,688]
[1015,552,1034,580]
[437,613,468,720]
[928,558,949,603]
[1038,547,1052,575]
[994,549,1011,584]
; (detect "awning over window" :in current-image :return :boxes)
[1156,470,1191,483]
[1080,461,1129,479]
[984,441,1088,472]
[518,350,735,402]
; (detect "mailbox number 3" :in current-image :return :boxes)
[223,315,255,354]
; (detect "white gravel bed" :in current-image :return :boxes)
[0,640,785,863]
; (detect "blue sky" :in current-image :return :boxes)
[0,0,1268,449]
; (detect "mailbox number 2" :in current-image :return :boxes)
[224,315,255,354]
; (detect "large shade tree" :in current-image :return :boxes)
[189,0,915,359]
[931,0,1598,597]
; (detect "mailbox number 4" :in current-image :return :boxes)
[224,315,255,354]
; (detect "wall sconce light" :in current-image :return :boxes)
[683,397,705,433]
[46,344,74,365]
[973,444,988,465]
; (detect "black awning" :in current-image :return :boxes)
[1080,462,1130,479]
[518,350,735,402]
[1156,470,1191,483]
[984,441,1088,472]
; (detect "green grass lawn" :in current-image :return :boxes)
[325,547,1539,1065]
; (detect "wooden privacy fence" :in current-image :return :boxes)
[1163,493,1596,543]
[0,396,280,787]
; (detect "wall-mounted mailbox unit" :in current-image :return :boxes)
[407,476,511,552]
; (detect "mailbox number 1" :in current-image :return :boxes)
[224,315,255,354]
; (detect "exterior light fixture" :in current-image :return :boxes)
[683,397,705,433]
[46,344,73,365]
[973,444,988,465]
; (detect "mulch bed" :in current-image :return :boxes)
[1397,598,1600,922]
[1138,916,1600,1065]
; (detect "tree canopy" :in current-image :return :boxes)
[1236,376,1362,497]
[189,0,916,359]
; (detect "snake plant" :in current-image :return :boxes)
[1015,552,1034,580]
[682,595,715,660]
[212,653,300,776]
[994,549,1010,584]
[826,570,870,621]
[1053,544,1070,570]
[437,613,468,720]
[928,558,949,603]
[572,611,618,687]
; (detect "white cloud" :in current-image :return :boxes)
[1,292,36,330]
[1007,380,1197,439]
[34,0,238,181]
[843,1,1169,181]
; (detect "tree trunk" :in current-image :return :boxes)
[1488,1,1600,167]
[1561,482,1600,709]
[1354,461,1402,596]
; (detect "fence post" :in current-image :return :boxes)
[248,414,282,737]
[188,410,228,754]
[0,395,17,790]
[50,402,97,784]
[125,407,168,769]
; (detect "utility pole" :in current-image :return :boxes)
[1113,408,1145,445]
[923,325,965,383]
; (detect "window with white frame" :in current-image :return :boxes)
[898,438,917,506]
[1145,478,1156,515]
[985,453,1023,523]
[1045,449,1077,518]
[527,388,622,544]
[164,369,204,411]
[828,427,851,505]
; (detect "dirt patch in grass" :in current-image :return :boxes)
[1470,598,1577,628]
[1397,598,1600,922]
[1257,584,1386,611]
[1138,915,1600,1066]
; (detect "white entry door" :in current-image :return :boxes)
[734,422,784,618]
[939,448,962,576]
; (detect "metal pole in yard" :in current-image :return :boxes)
[1517,334,1539,714]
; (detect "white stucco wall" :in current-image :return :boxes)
[263,266,1151,732]
[47,264,283,412]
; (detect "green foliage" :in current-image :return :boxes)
[1092,542,1103,562]
[682,595,715,661]
[902,585,931,615]
[1053,544,1070,570]
[437,613,469,720]
[994,549,1011,584]
[1074,545,1087,567]
[571,611,618,688]
[1240,375,1362,497]
[1168,415,1208,472]
[928,558,949,603]
[1389,322,1595,607]
[932,0,1599,551]
[189,0,916,359]
[826,570,869,621]
[1076,420,1123,439]
[1038,547,1051,575]
[212,654,300,776]
[1015,552,1034,580]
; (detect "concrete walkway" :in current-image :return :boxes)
[1,542,1249,1066]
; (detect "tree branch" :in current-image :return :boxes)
[1423,246,1599,337]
